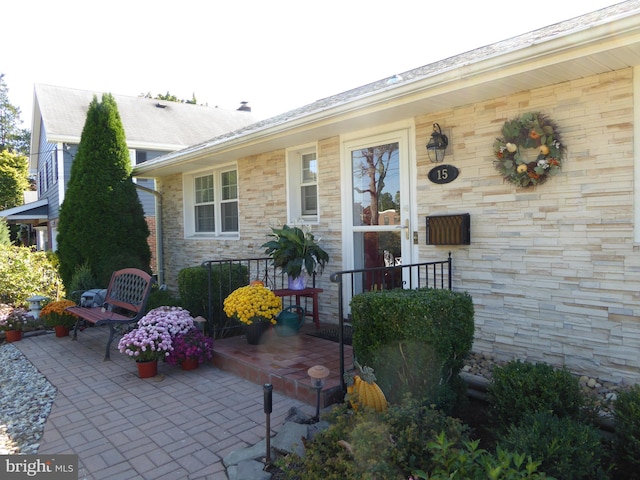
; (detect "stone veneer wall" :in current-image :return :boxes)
[159,67,639,384]
[415,68,638,383]
[157,136,344,323]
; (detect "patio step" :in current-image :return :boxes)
[212,325,351,408]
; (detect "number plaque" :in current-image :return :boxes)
[428,164,459,184]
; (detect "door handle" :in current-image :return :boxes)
[396,220,410,240]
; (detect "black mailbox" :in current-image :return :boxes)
[426,213,470,245]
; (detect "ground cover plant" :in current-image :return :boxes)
[272,357,638,479]
[612,384,640,479]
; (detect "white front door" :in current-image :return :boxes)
[342,126,415,293]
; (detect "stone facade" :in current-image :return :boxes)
[415,68,638,383]
[159,68,639,384]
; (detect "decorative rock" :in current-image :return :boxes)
[235,460,271,480]
[285,406,314,424]
[271,421,308,457]
[0,344,56,454]
[223,439,269,468]
[587,378,597,388]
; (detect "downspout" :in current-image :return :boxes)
[135,183,164,286]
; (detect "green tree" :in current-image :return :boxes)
[141,91,198,104]
[0,74,30,155]
[57,93,151,289]
[0,75,31,218]
[0,218,10,245]
[0,150,29,210]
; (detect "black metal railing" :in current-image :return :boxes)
[329,252,452,391]
[200,257,316,337]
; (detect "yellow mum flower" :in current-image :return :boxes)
[224,285,282,325]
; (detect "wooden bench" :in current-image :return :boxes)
[67,268,155,360]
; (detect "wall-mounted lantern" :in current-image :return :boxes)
[426,123,449,163]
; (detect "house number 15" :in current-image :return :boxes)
[428,164,459,184]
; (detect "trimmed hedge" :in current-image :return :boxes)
[498,412,607,480]
[350,288,474,409]
[487,360,587,429]
[177,264,248,335]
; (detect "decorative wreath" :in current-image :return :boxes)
[493,112,565,188]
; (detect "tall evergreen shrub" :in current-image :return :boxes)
[57,94,151,288]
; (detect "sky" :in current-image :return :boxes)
[2,0,625,130]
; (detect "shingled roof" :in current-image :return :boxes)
[33,84,258,149]
[134,0,640,174]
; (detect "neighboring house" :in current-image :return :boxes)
[1,84,257,272]
[135,1,640,385]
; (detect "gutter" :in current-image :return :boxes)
[134,183,164,286]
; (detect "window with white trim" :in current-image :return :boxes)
[184,166,239,237]
[287,145,318,222]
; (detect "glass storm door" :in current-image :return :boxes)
[345,129,414,293]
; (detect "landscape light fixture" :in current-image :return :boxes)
[307,365,330,422]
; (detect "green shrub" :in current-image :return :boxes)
[93,252,150,289]
[350,288,474,410]
[383,395,469,473]
[412,433,551,480]
[487,360,587,428]
[613,385,640,478]
[277,399,468,480]
[276,404,361,479]
[145,286,182,312]
[0,245,63,305]
[178,264,248,336]
[67,262,100,302]
[498,411,607,480]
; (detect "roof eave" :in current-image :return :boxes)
[134,8,640,177]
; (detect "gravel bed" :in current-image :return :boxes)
[0,342,57,454]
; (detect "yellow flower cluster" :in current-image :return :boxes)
[223,285,282,325]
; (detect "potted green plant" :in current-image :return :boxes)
[261,224,329,290]
[40,299,79,337]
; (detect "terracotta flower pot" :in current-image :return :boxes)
[54,325,70,337]
[180,358,200,370]
[136,360,158,378]
[5,330,23,342]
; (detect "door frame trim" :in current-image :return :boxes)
[339,119,418,274]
